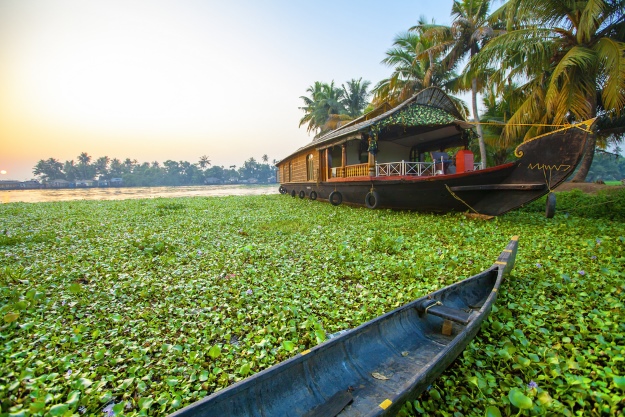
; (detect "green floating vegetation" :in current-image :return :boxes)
[1,193,623,416]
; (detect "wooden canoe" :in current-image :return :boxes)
[170,237,519,417]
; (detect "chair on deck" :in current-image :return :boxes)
[431,152,452,174]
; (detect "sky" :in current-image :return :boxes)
[0,0,456,181]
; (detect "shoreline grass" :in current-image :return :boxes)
[1,193,624,416]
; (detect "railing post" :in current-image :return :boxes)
[401,160,405,176]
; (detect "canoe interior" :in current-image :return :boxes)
[170,236,519,417]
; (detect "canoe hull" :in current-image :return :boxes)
[170,238,519,417]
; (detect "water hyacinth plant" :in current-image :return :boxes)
[1,192,624,416]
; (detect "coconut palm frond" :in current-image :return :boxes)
[596,38,625,115]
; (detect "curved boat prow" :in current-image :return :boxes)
[495,235,519,277]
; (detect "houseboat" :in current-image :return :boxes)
[276,87,594,216]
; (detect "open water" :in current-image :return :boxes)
[0,184,278,204]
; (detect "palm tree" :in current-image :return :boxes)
[262,154,269,163]
[95,156,110,179]
[33,158,63,181]
[63,160,78,182]
[478,85,525,165]
[372,26,460,108]
[110,159,124,177]
[198,155,211,170]
[413,0,498,168]
[123,158,137,174]
[470,0,625,181]
[76,152,92,179]
[341,78,371,118]
[372,31,428,106]
[299,81,348,137]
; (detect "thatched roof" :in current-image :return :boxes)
[278,87,471,164]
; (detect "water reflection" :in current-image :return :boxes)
[0,184,278,204]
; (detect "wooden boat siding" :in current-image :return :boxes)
[278,151,318,183]
[170,238,518,417]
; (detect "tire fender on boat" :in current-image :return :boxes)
[365,191,380,209]
[329,191,342,206]
[309,191,317,200]
[279,186,287,194]
[545,192,556,218]
[299,190,306,199]
[290,189,296,198]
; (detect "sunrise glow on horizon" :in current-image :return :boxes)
[0,0,453,180]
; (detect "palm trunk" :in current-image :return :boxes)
[471,77,487,168]
[571,133,596,182]
[571,96,598,182]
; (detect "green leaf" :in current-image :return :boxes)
[94,349,106,360]
[509,388,533,409]
[66,390,81,406]
[208,345,221,359]
[282,341,295,352]
[537,391,553,405]
[139,397,154,410]
[484,406,502,417]
[113,402,125,413]
[614,376,625,389]
[239,362,251,376]
[4,312,19,323]
[29,401,46,413]
[199,370,209,382]
[429,389,441,401]
[165,377,179,387]
[49,404,69,416]
[69,283,82,294]
[74,377,93,389]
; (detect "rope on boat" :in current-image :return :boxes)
[466,121,594,134]
[543,167,554,192]
[424,301,442,314]
[444,184,480,215]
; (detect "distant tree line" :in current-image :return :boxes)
[32,153,278,186]
[586,150,625,182]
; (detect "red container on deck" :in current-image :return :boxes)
[456,150,474,173]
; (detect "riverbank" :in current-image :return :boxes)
[555,181,624,194]
[1,194,623,416]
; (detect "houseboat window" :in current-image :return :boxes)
[306,154,314,181]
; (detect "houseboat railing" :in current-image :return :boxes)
[331,163,369,178]
[376,161,436,177]
[330,161,484,179]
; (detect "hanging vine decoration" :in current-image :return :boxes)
[367,103,476,149]
[369,103,456,137]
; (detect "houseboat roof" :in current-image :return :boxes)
[280,87,473,163]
